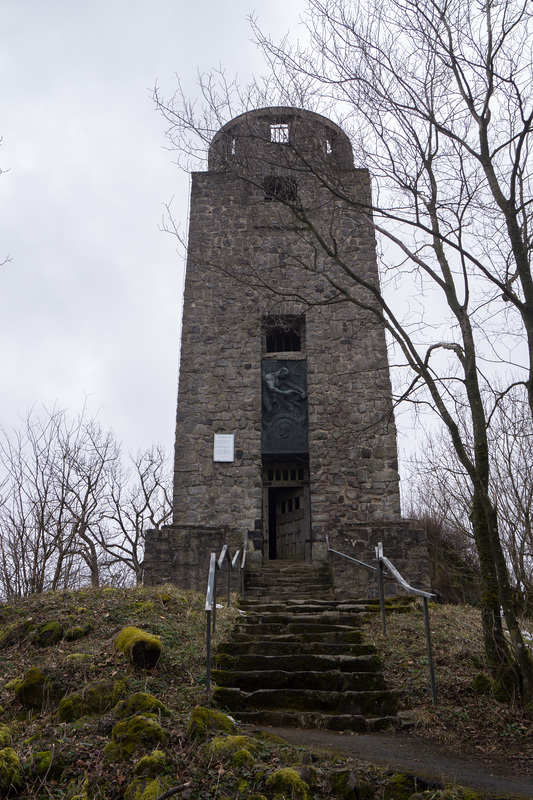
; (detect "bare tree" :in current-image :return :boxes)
[490,389,533,604]
[155,0,533,700]
[100,445,172,585]
[0,408,171,596]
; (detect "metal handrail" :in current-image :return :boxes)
[205,540,246,697]
[375,542,437,705]
[326,535,377,572]
[326,535,437,705]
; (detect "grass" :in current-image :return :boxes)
[0,585,531,799]
[363,599,533,760]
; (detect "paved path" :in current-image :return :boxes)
[248,726,533,799]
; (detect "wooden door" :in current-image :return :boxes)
[275,486,306,560]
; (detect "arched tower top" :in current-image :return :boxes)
[208,107,354,173]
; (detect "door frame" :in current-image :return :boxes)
[262,458,311,561]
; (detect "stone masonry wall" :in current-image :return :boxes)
[327,524,431,600]
[143,525,244,594]
[142,108,428,591]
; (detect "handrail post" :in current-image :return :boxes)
[227,556,231,607]
[376,542,387,636]
[423,596,437,705]
[206,609,212,698]
[213,567,217,633]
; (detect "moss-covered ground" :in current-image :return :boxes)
[0,586,530,799]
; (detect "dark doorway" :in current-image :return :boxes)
[263,459,310,560]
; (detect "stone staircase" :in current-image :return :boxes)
[212,561,398,731]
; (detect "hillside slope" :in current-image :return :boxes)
[0,585,531,799]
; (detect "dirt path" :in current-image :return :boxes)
[248,726,533,799]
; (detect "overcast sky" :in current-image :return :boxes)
[0,0,307,458]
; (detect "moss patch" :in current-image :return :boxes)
[104,714,168,762]
[383,772,418,799]
[13,667,62,710]
[132,749,167,778]
[0,747,21,792]
[65,653,92,664]
[0,725,10,748]
[0,619,35,648]
[32,620,63,647]
[124,776,172,800]
[114,692,170,720]
[187,706,236,740]
[64,623,92,642]
[265,767,311,800]
[58,678,128,722]
[207,734,257,761]
[472,673,491,694]
[32,750,65,780]
[114,627,162,669]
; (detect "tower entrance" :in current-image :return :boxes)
[263,459,310,560]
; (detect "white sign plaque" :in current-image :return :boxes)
[213,434,234,462]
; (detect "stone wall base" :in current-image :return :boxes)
[327,522,430,600]
[143,525,245,593]
[144,521,430,600]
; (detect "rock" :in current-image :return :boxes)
[58,679,128,722]
[13,667,63,711]
[0,725,11,748]
[133,749,167,778]
[0,747,21,793]
[383,773,418,799]
[124,776,172,799]
[114,627,162,669]
[186,706,236,740]
[265,767,311,800]
[0,619,35,648]
[103,714,168,762]
[328,768,360,799]
[32,750,65,780]
[114,692,170,720]
[32,620,63,647]
[207,734,257,760]
[64,623,92,642]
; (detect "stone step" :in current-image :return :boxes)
[243,592,335,603]
[217,639,375,658]
[214,565,398,732]
[214,652,381,673]
[234,622,362,637]
[240,601,371,613]
[245,561,330,572]
[244,586,334,597]
[238,612,365,626]
[233,709,397,732]
[245,572,331,582]
[230,629,366,644]
[213,686,399,717]
[211,669,386,692]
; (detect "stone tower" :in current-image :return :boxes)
[144,107,429,596]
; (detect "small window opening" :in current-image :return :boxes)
[326,138,332,154]
[231,137,236,155]
[263,175,297,203]
[264,315,304,353]
[270,123,290,143]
